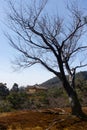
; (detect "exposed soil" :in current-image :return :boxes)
[0,107,87,130]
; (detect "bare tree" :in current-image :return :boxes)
[6,0,87,118]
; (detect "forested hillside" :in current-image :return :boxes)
[0,71,87,112]
[41,71,87,88]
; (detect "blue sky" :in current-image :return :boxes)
[0,0,87,89]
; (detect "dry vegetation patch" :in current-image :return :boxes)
[0,108,86,130]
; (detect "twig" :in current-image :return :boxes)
[45,119,65,130]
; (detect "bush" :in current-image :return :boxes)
[0,100,12,112]
[0,83,9,100]
[7,92,30,110]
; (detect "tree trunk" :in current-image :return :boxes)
[69,90,84,117]
[57,55,86,118]
[61,75,85,118]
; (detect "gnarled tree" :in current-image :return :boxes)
[6,0,87,118]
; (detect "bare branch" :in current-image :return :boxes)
[70,46,87,56]
[74,63,87,70]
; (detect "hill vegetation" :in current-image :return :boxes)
[41,71,87,88]
[0,71,87,112]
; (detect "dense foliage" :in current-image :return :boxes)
[0,71,87,112]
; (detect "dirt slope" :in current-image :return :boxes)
[0,108,87,130]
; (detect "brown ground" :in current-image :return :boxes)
[0,107,87,130]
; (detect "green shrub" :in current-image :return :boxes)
[0,100,12,112]
[7,92,30,110]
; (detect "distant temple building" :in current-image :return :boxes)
[26,84,47,94]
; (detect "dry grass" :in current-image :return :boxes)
[0,108,87,130]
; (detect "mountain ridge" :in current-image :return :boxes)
[41,71,87,88]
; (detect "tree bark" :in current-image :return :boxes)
[57,55,84,117]
[69,90,83,117]
[59,75,85,118]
